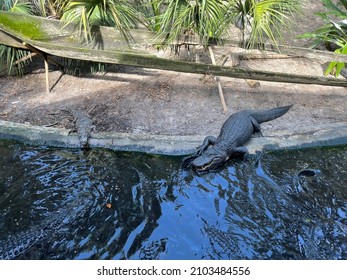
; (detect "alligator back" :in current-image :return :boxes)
[250,105,293,124]
[216,110,256,149]
[214,104,293,152]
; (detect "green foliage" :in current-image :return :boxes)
[324,38,347,77]
[0,0,33,13]
[30,0,68,18]
[150,0,229,46]
[0,0,33,75]
[0,0,139,75]
[298,0,347,77]
[226,0,301,48]
[0,44,32,75]
[57,57,107,76]
[0,0,301,75]
[61,0,143,43]
[146,0,300,48]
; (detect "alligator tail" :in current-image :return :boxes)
[251,105,293,123]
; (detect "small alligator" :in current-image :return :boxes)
[68,110,94,148]
[181,105,293,173]
[54,109,94,148]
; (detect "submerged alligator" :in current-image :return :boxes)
[0,194,91,260]
[181,105,293,173]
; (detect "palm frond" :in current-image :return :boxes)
[298,0,347,77]
[0,0,34,75]
[153,0,228,46]
[227,0,300,48]
[1,0,33,13]
[61,0,142,43]
[252,0,300,47]
[57,57,107,76]
[321,0,347,18]
[29,0,68,18]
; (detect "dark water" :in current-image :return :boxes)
[0,140,346,260]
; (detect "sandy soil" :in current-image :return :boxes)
[0,1,346,138]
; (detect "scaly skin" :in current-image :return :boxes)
[74,111,93,148]
[0,194,91,260]
[181,105,293,173]
[68,110,94,148]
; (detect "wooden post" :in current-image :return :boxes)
[43,54,50,94]
[208,46,228,113]
[22,43,54,94]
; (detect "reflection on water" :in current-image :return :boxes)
[0,140,346,260]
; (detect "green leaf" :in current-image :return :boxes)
[5,0,33,14]
[324,61,337,76]
[322,0,346,18]
[335,61,345,76]
[61,0,142,43]
[324,41,347,77]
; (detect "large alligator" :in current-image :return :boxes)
[181,105,293,173]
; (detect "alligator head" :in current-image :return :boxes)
[191,147,229,173]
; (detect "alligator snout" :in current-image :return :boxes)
[191,149,229,173]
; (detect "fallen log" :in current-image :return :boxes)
[1,11,347,87]
[31,39,347,87]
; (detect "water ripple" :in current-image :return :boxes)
[0,141,346,259]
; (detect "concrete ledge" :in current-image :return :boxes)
[247,122,347,153]
[1,120,346,155]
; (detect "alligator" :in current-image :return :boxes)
[181,105,293,173]
[68,110,94,148]
[0,194,91,260]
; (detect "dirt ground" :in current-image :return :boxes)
[0,1,346,138]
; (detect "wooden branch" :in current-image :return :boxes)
[208,46,227,112]
[263,43,347,63]
[218,49,295,67]
[236,52,294,60]
[44,54,50,94]
[219,37,347,63]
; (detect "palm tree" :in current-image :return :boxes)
[0,0,144,74]
[1,0,301,76]
[146,0,300,48]
[226,0,301,48]
[60,0,143,43]
[149,0,229,46]
[1,0,33,12]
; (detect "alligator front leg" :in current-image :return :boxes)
[196,136,216,155]
[231,146,249,158]
[181,136,216,169]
